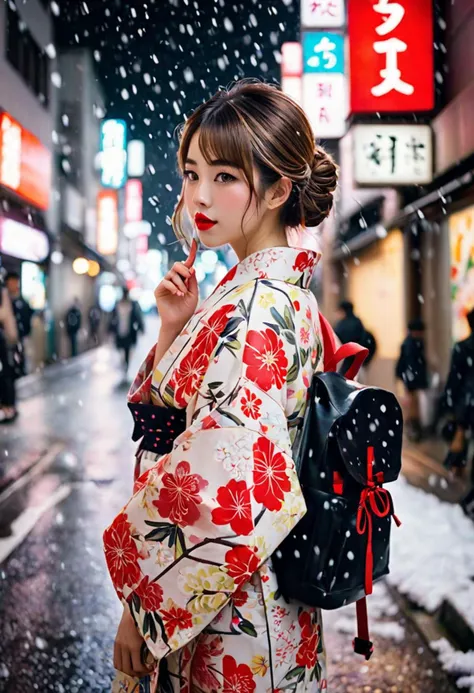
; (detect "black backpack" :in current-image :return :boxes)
[273,313,402,660]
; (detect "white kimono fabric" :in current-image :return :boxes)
[104,246,328,692]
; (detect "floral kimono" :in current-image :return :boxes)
[104,246,328,692]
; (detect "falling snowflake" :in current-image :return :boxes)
[45,43,57,59]
[51,72,62,87]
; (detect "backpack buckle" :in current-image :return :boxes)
[352,637,374,660]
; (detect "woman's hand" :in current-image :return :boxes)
[154,239,199,332]
[114,605,154,679]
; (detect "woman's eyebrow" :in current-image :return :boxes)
[209,158,236,167]
[185,157,236,167]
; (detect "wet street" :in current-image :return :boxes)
[0,322,457,693]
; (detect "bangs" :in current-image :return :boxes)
[178,101,255,187]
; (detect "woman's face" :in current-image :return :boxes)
[182,131,266,251]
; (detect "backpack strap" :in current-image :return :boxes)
[353,598,374,660]
[318,312,369,380]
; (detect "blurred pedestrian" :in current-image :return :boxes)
[65,298,82,358]
[5,271,33,378]
[440,308,474,476]
[0,284,19,423]
[334,300,377,375]
[395,318,429,442]
[88,303,102,346]
[335,300,366,344]
[109,287,144,377]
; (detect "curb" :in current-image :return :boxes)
[0,446,50,495]
[0,442,65,504]
[387,586,465,692]
[388,577,474,655]
[439,598,474,652]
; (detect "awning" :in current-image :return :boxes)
[60,225,126,283]
[332,224,389,260]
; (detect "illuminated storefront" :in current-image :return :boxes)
[449,205,474,342]
[0,111,51,210]
[347,231,405,392]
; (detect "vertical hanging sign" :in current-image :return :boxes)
[348,0,434,113]
[302,32,347,138]
[301,0,345,28]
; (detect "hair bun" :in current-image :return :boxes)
[301,146,338,227]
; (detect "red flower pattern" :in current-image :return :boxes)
[232,589,249,608]
[194,303,234,354]
[300,326,310,345]
[240,388,262,420]
[243,329,288,392]
[222,655,256,693]
[293,251,314,273]
[296,610,320,669]
[153,461,208,527]
[161,604,193,638]
[211,479,253,535]
[217,264,238,288]
[225,545,260,586]
[193,636,224,690]
[170,348,209,408]
[253,437,291,511]
[134,575,164,612]
[103,514,141,594]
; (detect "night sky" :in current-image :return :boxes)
[54,0,300,258]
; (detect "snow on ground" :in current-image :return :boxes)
[388,476,474,623]
[431,639,474,692]
[388,475,474,689]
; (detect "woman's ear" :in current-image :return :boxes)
[266,177,293,211]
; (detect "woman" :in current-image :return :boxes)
[104,80,337,692]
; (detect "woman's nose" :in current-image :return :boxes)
[193,182,212,208]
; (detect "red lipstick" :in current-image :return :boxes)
[195,213,217,231]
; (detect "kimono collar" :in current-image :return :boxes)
[216,246,321,292]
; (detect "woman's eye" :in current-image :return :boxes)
[183,170,198,181]
[216,172,236,183]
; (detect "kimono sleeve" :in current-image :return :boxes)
[127,342,156,404]
[103,287,308,661]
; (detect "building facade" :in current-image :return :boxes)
[50,48,113,359]
[0,0,57,369]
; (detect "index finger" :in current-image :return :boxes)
[183,238,198,268]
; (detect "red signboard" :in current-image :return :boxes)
[0,112,51,210]
[97,190,118,255]
[348,0,434,113]
[125,179,143,223]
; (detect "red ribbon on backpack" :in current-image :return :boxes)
[356,446,401,596]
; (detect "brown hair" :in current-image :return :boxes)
[172,79,338,245]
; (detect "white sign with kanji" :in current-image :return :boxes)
[301,0,345,28]
[302,73,347,139]
[353,124,432,185]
